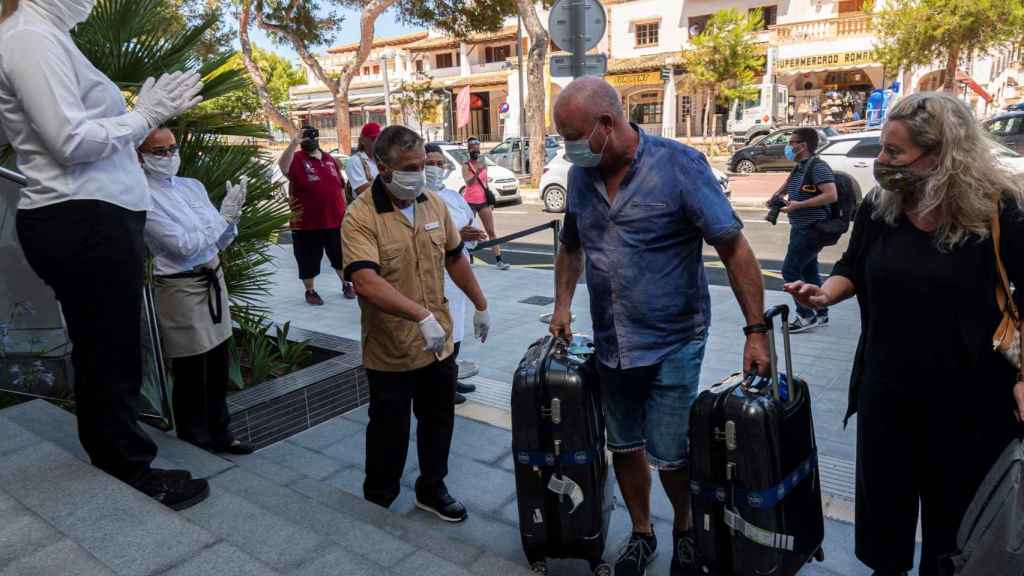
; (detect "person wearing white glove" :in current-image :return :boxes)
[0,0,210,510]
[426,143,491,405]
[134,71,204,130]
[137,126,254,458]
[341,127,489,523]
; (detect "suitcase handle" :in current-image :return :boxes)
[763,305,795,403]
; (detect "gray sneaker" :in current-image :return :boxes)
[615,531,658,576]
[495,259,511,270]
[788,315,818,333]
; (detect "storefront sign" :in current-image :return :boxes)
[606,71,662,88]
[775,50,876,72]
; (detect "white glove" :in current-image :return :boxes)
[220,176,248,224]
[418,313,447,354]
[473,308,490,343]
[135,71,204,128]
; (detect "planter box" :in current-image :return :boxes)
[227,327,367,449]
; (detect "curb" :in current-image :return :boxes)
[730,197,771,209]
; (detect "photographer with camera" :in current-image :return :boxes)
[279,125,354,304]
[766,127,837,333]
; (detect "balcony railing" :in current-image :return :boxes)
[772,14,873,44]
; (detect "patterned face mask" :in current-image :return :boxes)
[873,154,930,194]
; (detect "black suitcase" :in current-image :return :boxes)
[689,305,825,576]
[512,335,613,576]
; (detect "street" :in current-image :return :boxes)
[478,202,849,291]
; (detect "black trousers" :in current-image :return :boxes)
[292,227,343,280]
[171,340,233,449]
[854,368,1018,575]
[16,200,157,484]
[363,354,457,507]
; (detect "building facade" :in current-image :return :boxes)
[286,0,1022,149]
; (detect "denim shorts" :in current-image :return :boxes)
[598,335,707,470]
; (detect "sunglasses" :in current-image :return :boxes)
[141,144,179,157]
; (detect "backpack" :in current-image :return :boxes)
[801,156,856,247]
[940,439,1024,576]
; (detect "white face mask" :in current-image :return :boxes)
[425,166,447,191]
[142,153,181,179]
[385,170,426,200]
[27,0,96,31]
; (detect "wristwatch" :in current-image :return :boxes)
[743,322,769,336]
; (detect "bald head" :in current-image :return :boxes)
[554,76,636,170]
[554,77,623,139]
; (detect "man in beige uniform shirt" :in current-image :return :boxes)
[342,125,490,523]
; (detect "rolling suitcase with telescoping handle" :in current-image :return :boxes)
[689,304,825,576]
[512,335,613,576]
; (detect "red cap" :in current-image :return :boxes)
[360,123,382,139]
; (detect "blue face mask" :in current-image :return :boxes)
[784,144,797,162]
[564,122,609,168]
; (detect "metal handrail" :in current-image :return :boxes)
[0,166,26,186]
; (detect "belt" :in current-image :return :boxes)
[156,263,224,324]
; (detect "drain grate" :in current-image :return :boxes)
[519,296,555,306]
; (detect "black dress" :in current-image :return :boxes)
[831,196,1023,575]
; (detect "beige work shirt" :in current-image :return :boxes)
[342,177,464,372]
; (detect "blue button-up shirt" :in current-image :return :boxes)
[560,127,742,369]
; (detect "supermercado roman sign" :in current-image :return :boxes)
[606,71,662,88]
[775,50,877,72]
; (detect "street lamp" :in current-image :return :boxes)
[380,49,395,126]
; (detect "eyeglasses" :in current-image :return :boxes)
[141,144,179,157]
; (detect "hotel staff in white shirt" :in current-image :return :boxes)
[139,127,254,457]
[0,0,209,510]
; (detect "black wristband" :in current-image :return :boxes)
[743,322,769,336]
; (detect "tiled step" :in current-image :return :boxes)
[0,400,534,576]
[0,410,273,576]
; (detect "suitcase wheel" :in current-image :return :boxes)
[529,561,548,574]
[590,562,612,576]
[813,548,825,563]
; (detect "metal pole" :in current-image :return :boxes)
[517,16,527,174]
[382,54,393,126]
[570,0,585,78]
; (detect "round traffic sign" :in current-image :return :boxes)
[547,0,607,54]
[499,102,510,114]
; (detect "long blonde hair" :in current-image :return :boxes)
[1,0,18,22]
[873,91,1024,250]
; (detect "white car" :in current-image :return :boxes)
[818,130,1024,201]
[438,144,521,205]
[539,150,731,213]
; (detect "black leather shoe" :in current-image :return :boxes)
[456,382,476,394]
[415,490,468,523]
[453,392,467,406]
[213,440,255,455]
[152,468,192,484]
[133,472,210,511]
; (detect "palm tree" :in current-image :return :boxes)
[71,0,293,420]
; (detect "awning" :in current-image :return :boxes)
[956,71,993,103]
[285,95,386,112]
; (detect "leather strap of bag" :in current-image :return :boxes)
[992,211,1019,320]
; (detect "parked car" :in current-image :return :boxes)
[728,127,837,174]
[983,111,1024,154]
[441,144,522,205]
[817,130,1024,202]
[487,136,562,172]
[539,151,730,213]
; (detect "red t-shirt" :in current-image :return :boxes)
[288,149,346,230]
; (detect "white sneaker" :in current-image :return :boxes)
[495,260,511,270]
[788,315,818,333]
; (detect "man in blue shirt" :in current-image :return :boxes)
[769,127,837,332]
[550,77,771,576]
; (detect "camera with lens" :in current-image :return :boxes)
[765,195,786,225]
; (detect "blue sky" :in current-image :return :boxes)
[246,6,423,65]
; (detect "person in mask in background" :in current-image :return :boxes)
[766,127,837,333]
[551,77,769,576]
[461,137,508,269]
[785,92,1024,576]
[345,122,381,202]
[0,0,210,510]
[425,143,489,406]
[341,126,490,523]
[278,124,354,304]
[138,127,255,457]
